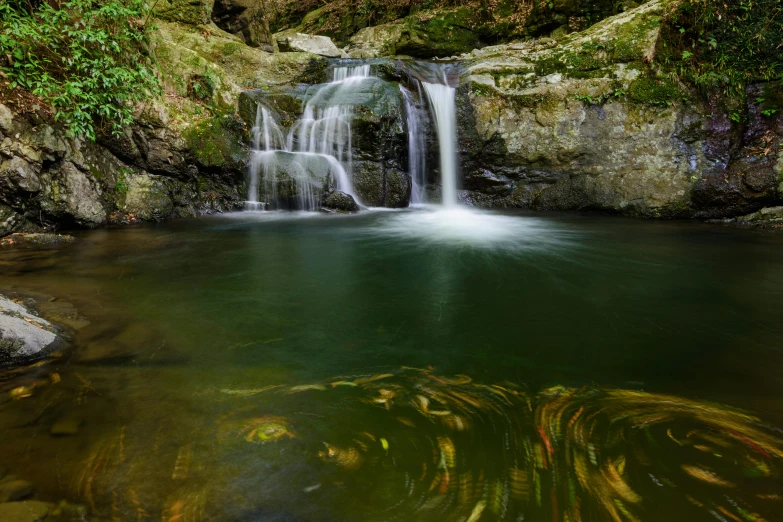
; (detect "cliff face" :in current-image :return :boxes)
[0,20,325,236]
[455,1,783,218]
[1,0,781,235]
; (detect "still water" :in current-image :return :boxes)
[1,207,782,521]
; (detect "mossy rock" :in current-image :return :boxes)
[238,85,309,132]
[153,0,214,26]
[182,114,248,169]
[628,77,683,107]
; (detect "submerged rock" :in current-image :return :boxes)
[277,33,344,58]
[0,233,75,246]
[0,500,50,522]
[0,479,34,502]
[0,295,63,362]
[322,191,359,212]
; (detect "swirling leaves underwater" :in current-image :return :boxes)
[80,369,783,522]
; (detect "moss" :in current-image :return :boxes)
[182,115,245,168]
[222,42,243,56]
[628,77,682,107]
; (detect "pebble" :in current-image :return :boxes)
[0,500,51,522]
[0,479,33,502]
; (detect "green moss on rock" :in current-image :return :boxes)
[628,77,682,107]
[182,115,247,168]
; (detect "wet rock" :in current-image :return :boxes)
[0,500,51,522]
[353,162,411,208]
[737,206,783,226]
[0,295,63,362]
[0,479,34,502]
[50,417,82,436]
[0,233,76,247]
[322,191,359,212]
[250,151,336,209]
[277,33,343,58]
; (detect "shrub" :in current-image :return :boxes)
[658,0,783,98]
[0,0,161,140]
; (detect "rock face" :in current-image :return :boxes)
[0,295,63,362]
[348,9,481,59]
[153,0,214,25]
[457,0,783,218]
[277,33,344,58]
[0,20,332,236]
[212,0,271,49]
[0,103,246,233]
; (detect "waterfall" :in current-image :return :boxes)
[421,81,459,207]
[400,84,427,204]
[246,66,370,210]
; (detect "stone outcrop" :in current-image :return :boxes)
[153,0,215,26]
[0,19,334,236]
[348,9,481,59]
[0,295,63,362]
[456,0,783,218]
[277,33,345,58]
[212,0,272,49]
[0,101,247,232]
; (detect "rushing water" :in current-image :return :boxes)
[2,211,783,521]
[246,66,371,209]
[400,84,428,204]
[421,80,458,207]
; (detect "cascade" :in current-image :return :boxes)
[246,65,371,210]
[400,84,427,204]
[421,79,459,207]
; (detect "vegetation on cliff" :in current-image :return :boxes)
[658,0,783,98]
[0,0,160,140]
[266,0,624,46]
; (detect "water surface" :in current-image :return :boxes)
[1,208,782,521]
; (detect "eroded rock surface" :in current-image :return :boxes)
[0,295,62,362]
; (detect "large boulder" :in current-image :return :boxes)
[322,190,360,212]
[0,295,63,362]
[277,33,344,58]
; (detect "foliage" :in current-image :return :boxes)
[658,0,783,98]
[0,0,161,140]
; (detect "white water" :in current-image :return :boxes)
[422,81,459,207]
[400,84,427,204]
[246,66,371,210]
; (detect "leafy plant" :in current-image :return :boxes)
[0,0,161,140]
[658,0,783,98]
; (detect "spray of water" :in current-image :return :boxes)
[246,66,371,210]
[422,80,459,207]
